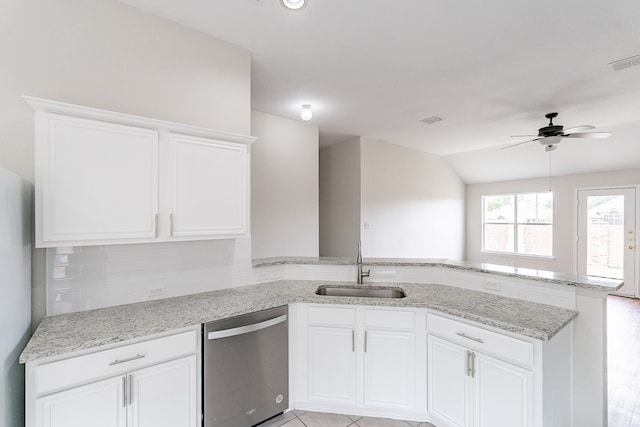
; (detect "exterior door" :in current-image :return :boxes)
[577,188,637,297]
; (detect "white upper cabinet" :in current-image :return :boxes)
[26,96,255,248]
[169,134,248,237]
[37,114,159,244]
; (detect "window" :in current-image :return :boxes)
[482,192,553,257]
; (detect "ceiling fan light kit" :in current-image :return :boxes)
[503,112,612,151]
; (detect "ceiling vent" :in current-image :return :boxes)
[609,54,640,71]
[420,116,443,125]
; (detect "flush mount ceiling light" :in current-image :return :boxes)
[280,0,307,11]
[300,104,312,120]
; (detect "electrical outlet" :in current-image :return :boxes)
[148,287,166,297]
[483,280,501,291]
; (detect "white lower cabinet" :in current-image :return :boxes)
[307,326,357,405]
[293,304,426,418]
[427,335,532,427]
[27,329,200,427]
[35,356,196,427]
[363,329,416,409]
[35,375,126,427]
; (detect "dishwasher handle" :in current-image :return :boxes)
[207,314,287,340]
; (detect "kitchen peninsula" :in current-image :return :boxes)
[21,258,620,427]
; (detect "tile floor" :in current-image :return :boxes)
[257,410,437,427]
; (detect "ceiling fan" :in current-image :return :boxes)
[503,112,612,152]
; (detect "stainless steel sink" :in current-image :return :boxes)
[315,285,406,299]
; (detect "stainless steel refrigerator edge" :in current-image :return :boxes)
[203,306,289,427]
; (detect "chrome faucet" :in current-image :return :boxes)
[357,240,370,284]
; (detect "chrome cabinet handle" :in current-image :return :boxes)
[457,332,484,344]
[109,354,146,366]
[170,213,174,236]
[364,330,368,353]
[352,330,355,352]
[466,351,476,377]
[122,376,127,407]
[128,375,133,405]
[470,351,476,378]
[154,214,159,237]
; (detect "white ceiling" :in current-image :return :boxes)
[123,0,640,183]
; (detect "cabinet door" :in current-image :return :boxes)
[427,336,470,427]
[473,353,532,427]
[363,330,415,409]
[169,134,248,237]
[307,326,357,405]
[38,114,159,246]
[129,355,198,427]
[35,376,126,427]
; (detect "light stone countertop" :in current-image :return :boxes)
[253,256,624,291]
[20,280,578,364]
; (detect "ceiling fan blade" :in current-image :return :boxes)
[563,125,595,133]
[510,134,538,138]
[564,132,612,139]
[501,138,541,149]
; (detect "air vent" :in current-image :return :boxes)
[247,0,263,4]
[610,54,640,71]
[420,116,443,125]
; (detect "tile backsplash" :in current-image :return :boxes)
[46,238,253,315]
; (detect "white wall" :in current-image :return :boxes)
[319,138,362,257]
[1,0,252,324]
[0,167,32,427]
[251,111,319,258]
[0,0,251,182]
[466,168,640,272]
[360,138,466,259]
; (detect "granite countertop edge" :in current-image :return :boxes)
[20,280,578,364]
[252,257,623,291]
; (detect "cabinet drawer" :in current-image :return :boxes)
[308,306,356,327]
[427,314,533,367]
[34,330,198,396]
[364,308,415,330]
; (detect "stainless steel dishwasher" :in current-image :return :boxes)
[203,306,288,427]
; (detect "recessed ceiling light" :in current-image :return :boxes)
[301,104,312,120]
[280,0,307,11]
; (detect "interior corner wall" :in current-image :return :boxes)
[0,167,32,427]
[319,138,362,257]
[360,138,466,259]
[251,111,319,258]
[465,168,640,273]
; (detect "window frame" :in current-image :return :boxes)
[481,191,554,258]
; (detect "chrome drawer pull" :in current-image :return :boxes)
[457,332,484,344]
[109,354,146,366]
